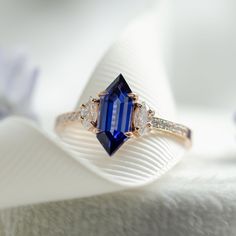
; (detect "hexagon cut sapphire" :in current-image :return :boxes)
[96,74,134,156]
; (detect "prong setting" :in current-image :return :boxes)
[132,127,141,138]
[92,98,100,103]
[148,109,155,117]
[98,91,108,97]
[90,121,97,127]
[125,132,134,138]
[128,93,138,101]
[134,103,142,108]
[90,127,100,134]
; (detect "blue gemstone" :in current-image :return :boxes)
[96,74,134,156]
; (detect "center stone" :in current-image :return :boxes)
[96,74,134,156]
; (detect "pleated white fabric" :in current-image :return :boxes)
[0,14,187,209]
[59,14,186,186]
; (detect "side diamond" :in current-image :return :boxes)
[80,97,98,129]
[133,102,151,136]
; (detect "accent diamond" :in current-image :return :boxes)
[96,74,134,156]
[133,101,151,136]
[80,97,98,129]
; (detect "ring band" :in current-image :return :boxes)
[55,74,192,156]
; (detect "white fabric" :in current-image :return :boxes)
[0,14,186,209]
[0,118,124,209]
[0,110,235,235]
[0,2,235,235]
[59,14,186,187]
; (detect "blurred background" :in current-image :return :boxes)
[0,0,235,152]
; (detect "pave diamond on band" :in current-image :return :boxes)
[55,74,192,156]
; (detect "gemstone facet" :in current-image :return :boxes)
[96,74,134,156]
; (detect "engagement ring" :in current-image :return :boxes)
[55,74,192,156]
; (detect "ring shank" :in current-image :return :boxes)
[55,111,81,134]
[151,117,192,147]
[55,111,192,148]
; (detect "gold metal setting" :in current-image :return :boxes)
[55,93,192,148]
[124,132,134,138]
[90,121,97,127]
[148,109,155,117]
[92,98,100,103]
[127,93,138,101]
[98,91,109,97]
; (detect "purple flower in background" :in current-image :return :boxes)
[0,49,39,120]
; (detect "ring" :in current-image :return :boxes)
[55,74,192,156]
